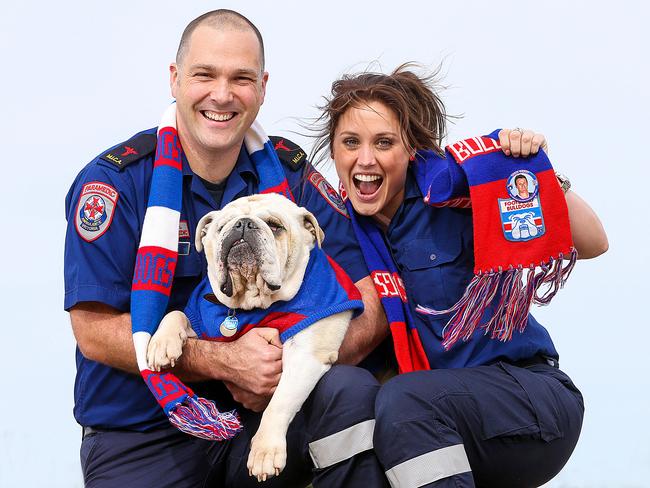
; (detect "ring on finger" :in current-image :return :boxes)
[512,127,524,133]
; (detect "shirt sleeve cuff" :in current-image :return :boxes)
[64,284,131,312]
[334,256,369,284]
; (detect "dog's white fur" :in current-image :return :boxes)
[147,193,351,481]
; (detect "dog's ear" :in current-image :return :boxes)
[195,211,219,252]
[302,209,325,248]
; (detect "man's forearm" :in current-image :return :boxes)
[69,302,228,381]
[175,337,231,382]
[70,303,141,373]
[337,275,388,365]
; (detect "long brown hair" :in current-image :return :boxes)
[311,63,449,165]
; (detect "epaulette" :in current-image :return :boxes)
[269,136,307,171]
[99,132,157,171]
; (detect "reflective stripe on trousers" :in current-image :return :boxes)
[385,444,471,488]
[309,419,376,469]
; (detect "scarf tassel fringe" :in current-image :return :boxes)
[416,248,577,350]
[168,396,242,441]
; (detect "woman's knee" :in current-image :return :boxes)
[375,370,461,423]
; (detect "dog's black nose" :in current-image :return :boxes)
[234,218,258,231]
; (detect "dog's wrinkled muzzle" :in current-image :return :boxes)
[219,218,268,296]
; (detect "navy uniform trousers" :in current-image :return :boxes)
[81,365,389,488]
[374,362,584,488]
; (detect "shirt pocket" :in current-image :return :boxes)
[398,234,469,311]
[175,251,202,278]
[169,251,203,311]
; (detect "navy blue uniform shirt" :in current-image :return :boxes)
[385,167,559,369]
[64,128,368,430]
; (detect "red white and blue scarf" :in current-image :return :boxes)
[347,130,575,373]
[131,103,293,440]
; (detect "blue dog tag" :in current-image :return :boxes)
[219,314,239,337]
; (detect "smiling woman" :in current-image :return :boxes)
[333,101,411,222]
[312,64,608,487]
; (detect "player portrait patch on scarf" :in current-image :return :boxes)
[75,181,119,242]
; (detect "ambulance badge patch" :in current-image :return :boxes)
[499,195,545,242]
[75,181,119,242]
[308,171,349,218]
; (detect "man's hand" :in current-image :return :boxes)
[499,128,548,158]
[219,328,283,411]
[223,381,271,412]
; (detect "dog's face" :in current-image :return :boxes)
[196,193,324,310]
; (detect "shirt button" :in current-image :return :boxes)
[429,253,437,261]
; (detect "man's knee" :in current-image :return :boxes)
[311,365,380,412]
[301,366,380,472]
[303,365,379,437]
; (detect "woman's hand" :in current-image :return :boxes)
[499,128,548,158]
[498,129,607,258]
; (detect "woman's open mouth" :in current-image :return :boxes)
[353,173,383,198]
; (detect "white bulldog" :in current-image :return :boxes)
[146,193,355,482]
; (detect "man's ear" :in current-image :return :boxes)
[195,211,220,252]
[302,209,325,248]
[169,63,179,98]
[259,71,269,105]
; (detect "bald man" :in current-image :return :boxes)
[64,9,388,488]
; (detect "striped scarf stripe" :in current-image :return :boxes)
[130,104,291,440]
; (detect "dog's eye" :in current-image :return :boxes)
[267,220,284,233]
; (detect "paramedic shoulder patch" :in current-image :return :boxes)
[308,171,348,218]
[75,182,119,242]
[99,133,156,170]
[269,136,307,171]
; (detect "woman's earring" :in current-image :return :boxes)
[409,153,416,161]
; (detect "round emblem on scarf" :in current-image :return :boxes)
[219,314,239,337]
[506,170,538,203]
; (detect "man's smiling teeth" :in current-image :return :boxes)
[203,111,235,122]
[354,174,381,182]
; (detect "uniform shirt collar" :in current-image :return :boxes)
[181,145,259,183]
[182,145,259,209]
[403,166,423,200]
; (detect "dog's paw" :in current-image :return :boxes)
[247,430,287,482]
[146,327,186,371]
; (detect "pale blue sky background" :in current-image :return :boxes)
[1,1,648,486]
